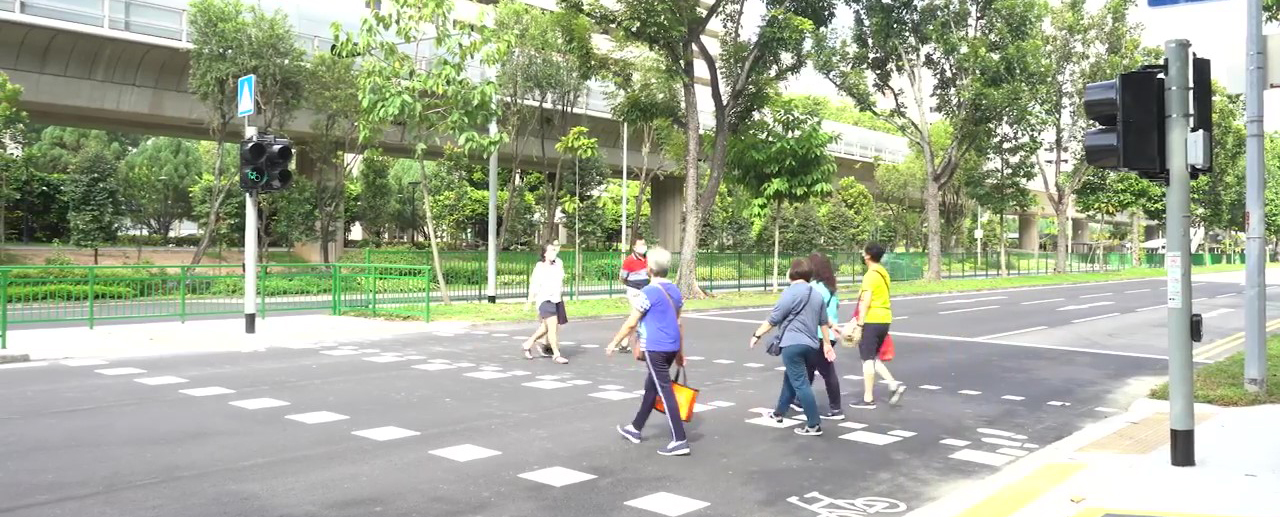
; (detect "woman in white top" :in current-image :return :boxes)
[522,241,570,364]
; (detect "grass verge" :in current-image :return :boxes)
[347,263,1247,324]
[1149,335,1280,407]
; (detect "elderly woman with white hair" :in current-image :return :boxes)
[604,246,690,457]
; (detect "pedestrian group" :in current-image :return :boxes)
[519,239,904,456]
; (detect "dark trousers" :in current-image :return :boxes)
[775,345,820,428]
[632,350,687,443]
[806,340,841,410]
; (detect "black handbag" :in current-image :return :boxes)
[767,285,813,356]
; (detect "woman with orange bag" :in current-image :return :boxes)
[844,243,905,409]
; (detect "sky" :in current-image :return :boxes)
[784,0,1280,130]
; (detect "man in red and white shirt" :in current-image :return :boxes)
[619,238,649,352]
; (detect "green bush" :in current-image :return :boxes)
[6,284,137,303]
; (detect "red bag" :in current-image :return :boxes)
[879,334,895,362]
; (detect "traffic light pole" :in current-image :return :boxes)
[1244,0,1268,392]
[1164,40,1195,467]
[244,125,258,334]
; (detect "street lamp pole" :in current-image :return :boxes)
[408,181,421,245]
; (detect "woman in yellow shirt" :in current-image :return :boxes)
[844,243,905,409]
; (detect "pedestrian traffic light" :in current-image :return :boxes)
[260,137,293,192]
[239,139,266,190]
[1082,70,1166,180]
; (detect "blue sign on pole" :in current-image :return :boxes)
[237,74,256,118]
[1148,0,1228,7]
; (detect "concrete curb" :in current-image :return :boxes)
[0,350,31,364]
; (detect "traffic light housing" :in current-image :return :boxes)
[1082,70,1166,181]
[238,134,293,193]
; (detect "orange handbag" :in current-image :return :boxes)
[655,367,698,422]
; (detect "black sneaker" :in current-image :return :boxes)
[849,400,878,410]
[889,383,907,405]
[658,441,691,456]
[766,411,785,423]
[790,403,804,413]
[794,425,823,436]
[820,410,845,420]
[617,424,641,444]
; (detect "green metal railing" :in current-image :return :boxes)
[0,263,432,349]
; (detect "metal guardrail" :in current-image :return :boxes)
[3,0,911,164]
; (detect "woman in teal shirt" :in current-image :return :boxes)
[790,252,844,420]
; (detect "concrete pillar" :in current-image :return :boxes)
[1018,214,1039,251]
[1072,218,1090,247]
[292,149,346,263]
[649,175,684,250]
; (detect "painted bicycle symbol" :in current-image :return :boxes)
[787,491,907,516]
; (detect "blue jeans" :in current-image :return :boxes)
[775,344,820,428]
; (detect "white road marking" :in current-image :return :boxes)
[1001,395,1026,401]
[589,390,640,401]
[567,379,592,385]
[686,356,705,360]
[523,380,573,389]
[1056,302,1114,311]
[229,398,290,410]
[363,356,406,363]
[337,345,358,350]
[997,447,1030,457]
[919,385,941,390]
[887,430,917,438]
[492,333,509,337]
[286,411,348,424]
[0,361,46,369]
[838,430,903,445]
[1136,304,1166,312]
[61,359,108,367]
[518,466,597,487]
[453,362,476,367]
[427,359,452,363]
[478,366,504,371]
[839,422,868,429]
[982,437,1024,447]
[843,375,863,380]
[536,375,561,380]
[1215,293,1236,298]
[958,390,982,395]
[430,444,501,462]
[1047,401,1071,406]
[464,371,511,380]
[691,403,719,413]
[1202,308,1235,318]
[179,387,235,397]
[134,376,189,386]
[1079,293,1114,298]
[1192,283,1206,287]
[894,316,910,320]
[977,327,1048,340]
[582,344,600,348]
[1021,298,1064,305]
[506,370,531,376]
[412,363,457,371]
[95,367,146,376]
[624,492,710,517]
[1071,312,1121,323]
[743,363,764,368]
[598,384,624,390]
[713,359,735,364]
[940,439,971,447]
[939,305,1000,315]
[1124,289,1151,294]
[1094,407,1121,413]
[708,401,736,407]
[320,350,361,356]
[977,428,1018,437]
[746,415,803,428]
[353,426,420,441]
[938,296,1008,305]
[949,449,1015,466]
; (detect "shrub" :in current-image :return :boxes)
[6,284,136,303]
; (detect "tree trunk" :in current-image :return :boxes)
[998,213,1009,277]
[1131,214,1143,267]
[192,134,228,265]
[924,178,942,281]
[93,247,99,265]
[772,208,781,292]
[1055,208,1070,273]
[630,174,650,242]
[543,158,564,244]
[497,169,520,248]
[674,72,705,298]
[417,162,451,304]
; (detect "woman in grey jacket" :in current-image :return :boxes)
[749,257,836,436]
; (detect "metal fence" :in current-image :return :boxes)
[0,263,432,349]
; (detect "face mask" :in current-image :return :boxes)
[635,247,647,256]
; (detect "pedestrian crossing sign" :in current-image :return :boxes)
[237,74,256,118]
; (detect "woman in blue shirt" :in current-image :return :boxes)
[789,252,844,420]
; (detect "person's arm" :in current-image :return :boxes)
[527,263,541,307]
[606,308,644,354]
[751,287,795,348]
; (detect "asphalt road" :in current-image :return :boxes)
[1,274,1265,517]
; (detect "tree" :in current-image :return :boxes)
[334,0,508,304]
[304,53,364,262]
[725,96,837,290]
[186,0,306,264]
[1,71,27,253]
[815,0,1047,281]
[555,126,600,283]
[821,177,876,251]
[873,156,925,253]
[354,153,397,243]
[1191,82,1247,247]
[1076,169,1162,265]
[120,137,202,238]
[608,53,683,244]
[190,142,243,251]
[786,94,899,135]
[563,0,838,297]
[66,147,124,263]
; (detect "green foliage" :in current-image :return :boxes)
[260,174,318,247]
[189,142,242,247]
[6,284,137,303]
[785,94,898,135]
[305,52,363,262]
[1191,82,1246,234]
[66,147,124,256]
[727,96,838,217]
[120,137,202,237]
[355,153,398,242]
[0,71,25,147]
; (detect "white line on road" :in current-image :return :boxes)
[1071,312,1121,323]
[1215,293,1237,298]
[938,305,1000,315]
[1136,304,1166,312]
[938,296,1007,305]
[1192,283,1206,287]
[976,326,1049,340]
[1055,302,1114,311]
[1124,289,1151,293]
[1192,297,1208,302]
[1202,308,1235,318]
[1079,293,1114,298]
[1021,298,1065,305]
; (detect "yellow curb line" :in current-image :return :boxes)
[1192,318,1280,361]
[952,462,1086,517]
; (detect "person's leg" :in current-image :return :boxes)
[853,327,882,408]
[646,351,687,446]
[817,343,842,411]
[544,315,567,363]
[630,352,660,432]
[522,320,548,353]
[792,347,821,427]
[775,363,798,418]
